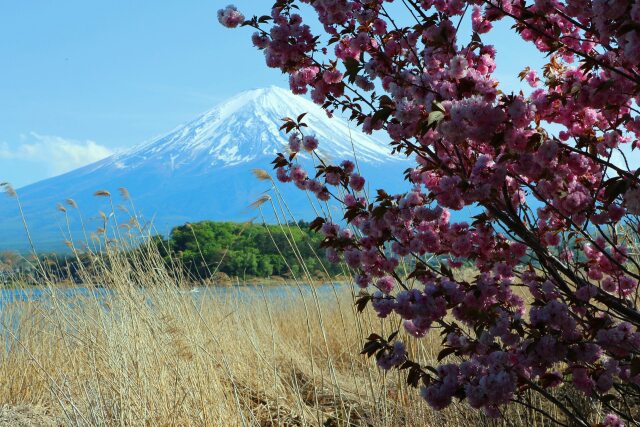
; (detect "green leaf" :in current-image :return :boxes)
[440,262,454,280]
[355,295,371,312]
[361,341,382,356]
[432,101,445,113]
[407,367,422,388]
[371,107,392,126]
[437,347,456,362]
[427,110,444,128]
[343,57,361,83]
[309,217,326,232]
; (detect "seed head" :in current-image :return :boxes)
[250,195,271,209]
[118,187,130,200]
[1,183,16,198]
[252,168,272,181]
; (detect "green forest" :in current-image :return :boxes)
[154,221,342,280]
[0,221,343,285]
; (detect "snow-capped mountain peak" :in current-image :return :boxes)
[103,86,397,172]
[0,87,411,251]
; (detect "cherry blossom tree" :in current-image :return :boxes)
[220,1,640,425]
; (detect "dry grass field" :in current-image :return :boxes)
[0,185,617,426]
[0,240,607,427]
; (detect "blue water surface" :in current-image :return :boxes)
[0,283,350,310]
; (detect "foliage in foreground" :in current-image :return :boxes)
[221,1,640,425]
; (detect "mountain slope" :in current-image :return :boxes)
[0,86,411,251]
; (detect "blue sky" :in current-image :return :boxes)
[0,1,545,187]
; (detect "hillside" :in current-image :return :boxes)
[0,87,411,251]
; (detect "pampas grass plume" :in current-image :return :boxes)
[250,195,271,209]
[118,187,130,200]
[252,168,272,181]
[1,182,16,198]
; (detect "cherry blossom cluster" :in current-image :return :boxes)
[220,0,640,424]
[217,5,244,28]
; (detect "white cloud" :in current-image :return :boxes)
[0,132,113,176]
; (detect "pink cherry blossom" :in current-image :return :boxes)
[224,1,640,421]
[217,5,244,28]
[302,135,319,152]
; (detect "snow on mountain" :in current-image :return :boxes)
[96,86,398,171]
[0,86,411,251]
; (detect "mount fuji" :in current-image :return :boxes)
[0,86,411,251]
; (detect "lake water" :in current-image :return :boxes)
[0,283,352,352]
[0,283,349,310]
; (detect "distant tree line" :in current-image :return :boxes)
[153,220,342,280]
[0,221,343,286]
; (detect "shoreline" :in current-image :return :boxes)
[210,275,350,287]
[1,276,352,291]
